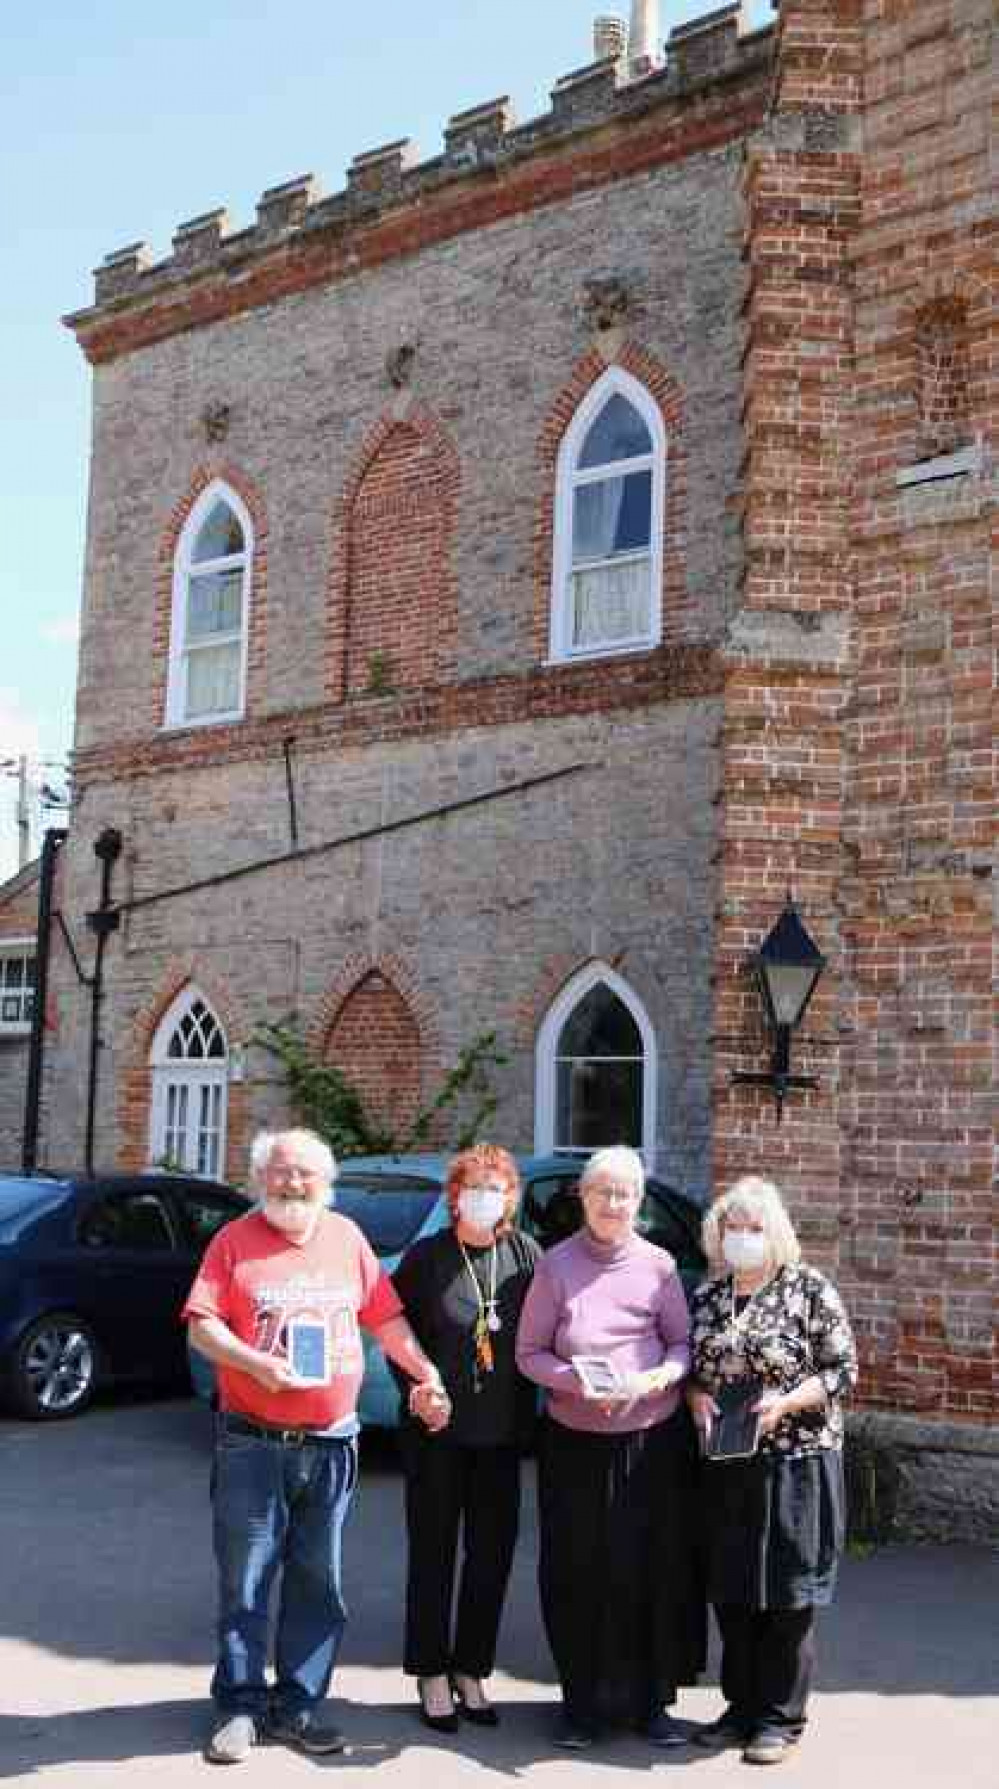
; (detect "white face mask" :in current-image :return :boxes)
[459,1188,507,1232]
[263,1197,318,1239]
[723,1229,770,1272]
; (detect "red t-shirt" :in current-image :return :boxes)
[183,1208,402,1429]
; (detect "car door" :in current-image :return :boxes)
[74,1182,194,1381]
[520,1169,584,1250]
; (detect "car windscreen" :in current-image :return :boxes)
[0,1181,68,1241]
[333,1181,440,1258]
[636,1179,707,1273]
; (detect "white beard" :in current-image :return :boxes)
[262,1199,316,1239]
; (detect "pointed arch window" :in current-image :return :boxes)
[149,989,228,1177]
[535,962,658,1160]
[166,483,252,727]
[550,369,665,662]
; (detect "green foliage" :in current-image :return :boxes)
[253,1021,508,1158]
[364,650,396,697]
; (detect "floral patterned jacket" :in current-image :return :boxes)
[689,1264,858,1456]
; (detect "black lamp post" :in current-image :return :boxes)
[732,895,826,1121]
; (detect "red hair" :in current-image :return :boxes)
[445,1144,521,1234]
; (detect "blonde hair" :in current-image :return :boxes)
[580,1145,645,1200]
[702,1174,801,1276]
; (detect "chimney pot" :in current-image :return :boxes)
[593,15,628,61]
[628,0,660,68]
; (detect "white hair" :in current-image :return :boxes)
[580,1145,646,1199]
[249,1128,336,1189]
[702,1174,801,1276]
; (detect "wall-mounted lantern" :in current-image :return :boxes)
[732,895,826,1122]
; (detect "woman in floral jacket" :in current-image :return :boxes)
[687,1174,857,1767]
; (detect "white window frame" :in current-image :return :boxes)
[149,986,229,1179]
[534,960,658,1164]
[0,937,36,1037]
[164,481,253,729]
[549,367,666,665]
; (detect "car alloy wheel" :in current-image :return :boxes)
[12,1313,99,1419]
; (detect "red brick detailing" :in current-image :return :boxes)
[151,462,269,734]
[307,954,444,1144]
[116,963,251,1181]
[713,0,860,1343]
[326,407,460,702]
[72,643,722,792]
[533,342,689,658]
[68,84,771,368]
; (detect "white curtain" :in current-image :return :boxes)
[185,641,241,718]
[572,556,651,648]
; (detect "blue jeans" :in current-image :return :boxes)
[211,1420,359,1717]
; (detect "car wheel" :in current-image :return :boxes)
[8,1312,100,1420]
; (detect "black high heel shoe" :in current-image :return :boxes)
[451,1677,500,1728]
[416,1678,459,1734]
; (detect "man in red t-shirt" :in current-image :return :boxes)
[184,1128,448,1765]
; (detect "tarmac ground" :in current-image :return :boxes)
[1,1397,996,1788]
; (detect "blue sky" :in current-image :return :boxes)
[0,0,772,878]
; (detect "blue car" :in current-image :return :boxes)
[0,1171,247,1419]
[190,1153,706,1428]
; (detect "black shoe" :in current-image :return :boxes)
[416,1678,459,1734]
[694,1709,753,1750]
[743,1728,802,1766]
[645,1710,689,1747]
[451,1678,500,1727]
[266,1709,346,1755]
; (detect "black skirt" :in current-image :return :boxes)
[537,1411,706,1725]
[700,1446,846,1611]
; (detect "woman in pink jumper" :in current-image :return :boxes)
[516,1145,704,1750]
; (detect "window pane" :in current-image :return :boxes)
[192,500,244,563]
[578,394,653,469]
[2,995,21,1022]
[571,557,651,648]
[555,1058,643,1150]
[573,471,652,561]
[559,984,643,1057]
[185,642,241,719]
[186,568,243,642]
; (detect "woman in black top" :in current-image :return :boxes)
[687,1174,857,1767]
[392,1144,540,1732]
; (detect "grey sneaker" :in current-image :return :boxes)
[205,1714,258,1765]
[743,1729,800,1765]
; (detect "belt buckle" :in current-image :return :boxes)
[280,1427,306,1447]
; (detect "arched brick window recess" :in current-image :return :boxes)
[327,407,460,702]
[534,960,658,1164]
[914,298,971,459]
[116,964,250,1180]
[152,463,268,732]
[323,971,423,1143]
[534,344,687,660]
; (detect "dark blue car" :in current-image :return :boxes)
[0,1172,246,1420]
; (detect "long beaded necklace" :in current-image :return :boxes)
[458,1239,501,1385]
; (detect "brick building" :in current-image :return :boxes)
[51,0,997,1530]
[0,860,39,1168]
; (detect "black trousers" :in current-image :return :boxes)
[401,1432,520,1679]
[537,1416,705,1728]
[715,1604,816,1736]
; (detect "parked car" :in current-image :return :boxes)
[188,1152,707,1428]
[0,1172,247,1420]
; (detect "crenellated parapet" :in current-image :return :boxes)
[68,4,772,355]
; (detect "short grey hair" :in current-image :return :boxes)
[702,1174,801,1276]
[580,1145,645,1199]
[249,1128,336,1190]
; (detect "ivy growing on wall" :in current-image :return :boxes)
[253,1021,509,1158]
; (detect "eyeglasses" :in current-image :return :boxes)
[585,1184,638,1205]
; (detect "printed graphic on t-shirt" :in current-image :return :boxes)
[250,1272,363,1377]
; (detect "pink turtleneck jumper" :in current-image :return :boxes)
[515,1227,691,1434]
